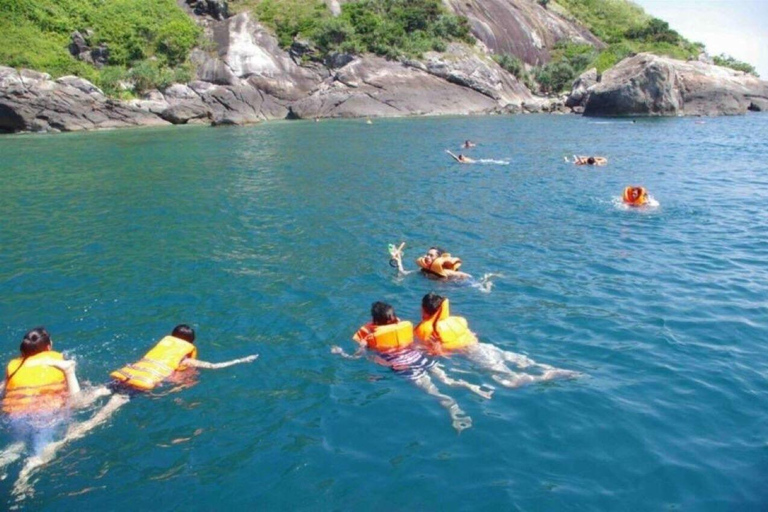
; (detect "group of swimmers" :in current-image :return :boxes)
[1,325,256,496]
[450,140,651,207]
[333,243,580,432]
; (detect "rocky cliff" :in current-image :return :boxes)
[1,2,766,133]
[0,11,537,133]
[580,53,768,117]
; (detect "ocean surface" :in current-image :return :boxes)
[0,114,767,510]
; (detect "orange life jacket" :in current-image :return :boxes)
[416,253,462,278]
[3,351,68,415]
[415,299,476,353]
[623,186,648,206]
[353,321,414,352]
[110,336,197,391]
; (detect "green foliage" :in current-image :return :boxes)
[713,54,759,77]
[555,0,650,44]
[234,0,471,59]
[0,0,201,95]
[552,0,721,78]
[535,60,575,93]
[493,54,525,78]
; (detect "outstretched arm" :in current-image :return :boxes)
[184,354,258,370]
[42,359,81,395]
[331,344,366,360]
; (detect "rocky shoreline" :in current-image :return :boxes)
[1,10,766,134]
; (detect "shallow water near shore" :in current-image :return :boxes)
[1,114,767,510]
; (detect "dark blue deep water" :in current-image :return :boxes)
[1,114,767,510]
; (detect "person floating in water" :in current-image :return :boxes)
[332,302,492,432]
[463,140,476,149]
[416,293,580,388]
[446,150,475,164]
[110,324,258,392]
[622,186,649,207]
[1,327,113,497]
[391,244,471,280]
[567,155,608,166]
[10,325,258,498]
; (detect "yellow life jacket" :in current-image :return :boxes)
[110,336,197,391]
[3,351,67,415]
[415,299,476,353]
[416,253,462,278]
[354,321,414,352]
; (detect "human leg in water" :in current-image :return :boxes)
[412,373,472,433]
[0,441,25,478]
[428,364,494,400]
[12,394,129,499]
[466,343,580,388]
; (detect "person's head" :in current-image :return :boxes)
[631,187,640,200]
[587,157,596,165]
[20,327,52,357]
[424,247,443,265]
[421,292,445,316]
[371,302,397,326]
[172,324,196,344]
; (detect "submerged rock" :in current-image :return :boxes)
[583,53,768,117]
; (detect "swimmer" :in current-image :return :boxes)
[446,150,475,164]
[331,302,492,432]
[110,324,258,392]
[622,185,648,207]
[12,325,258,499]
[570,155,607,166]
[1,327,112,498]
[416,293,580,388]
[391,244,472,281]
[463,140,476,149]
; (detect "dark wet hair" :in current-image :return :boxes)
[20,327,52,357]
[421,292,445,316]
[172,324,196,343]
[587,157,596,165]
[371,302,397,326]
[429,247,444,256]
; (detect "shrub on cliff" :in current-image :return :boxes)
[234,0,471,59]
[0,0,201,92]
[713,54,759,77]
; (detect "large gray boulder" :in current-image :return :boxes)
[583,53,768,116]
[0,67,168,133]
[203,12,323,101]
[411,43,532,106]
[565,67,597,108]
[291,55,507,119]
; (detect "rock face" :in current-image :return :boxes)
[0,67,169,133]
[445,0,603,65]
[583,53,768,117]
[565,67,597,108]
[0,11,535,133]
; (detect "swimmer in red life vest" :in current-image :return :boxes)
[416,293,581,388]
[332,302,492,432]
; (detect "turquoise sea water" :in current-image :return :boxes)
[1,114,767,510]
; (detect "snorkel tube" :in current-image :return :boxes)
[388,242,405,268]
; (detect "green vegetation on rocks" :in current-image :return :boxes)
[0,0,202,95]
[232,0,472,59]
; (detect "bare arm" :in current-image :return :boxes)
[331,343,367,360]
[443,268,472,280]
[44,359,81,395]
[184,354,258,370]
